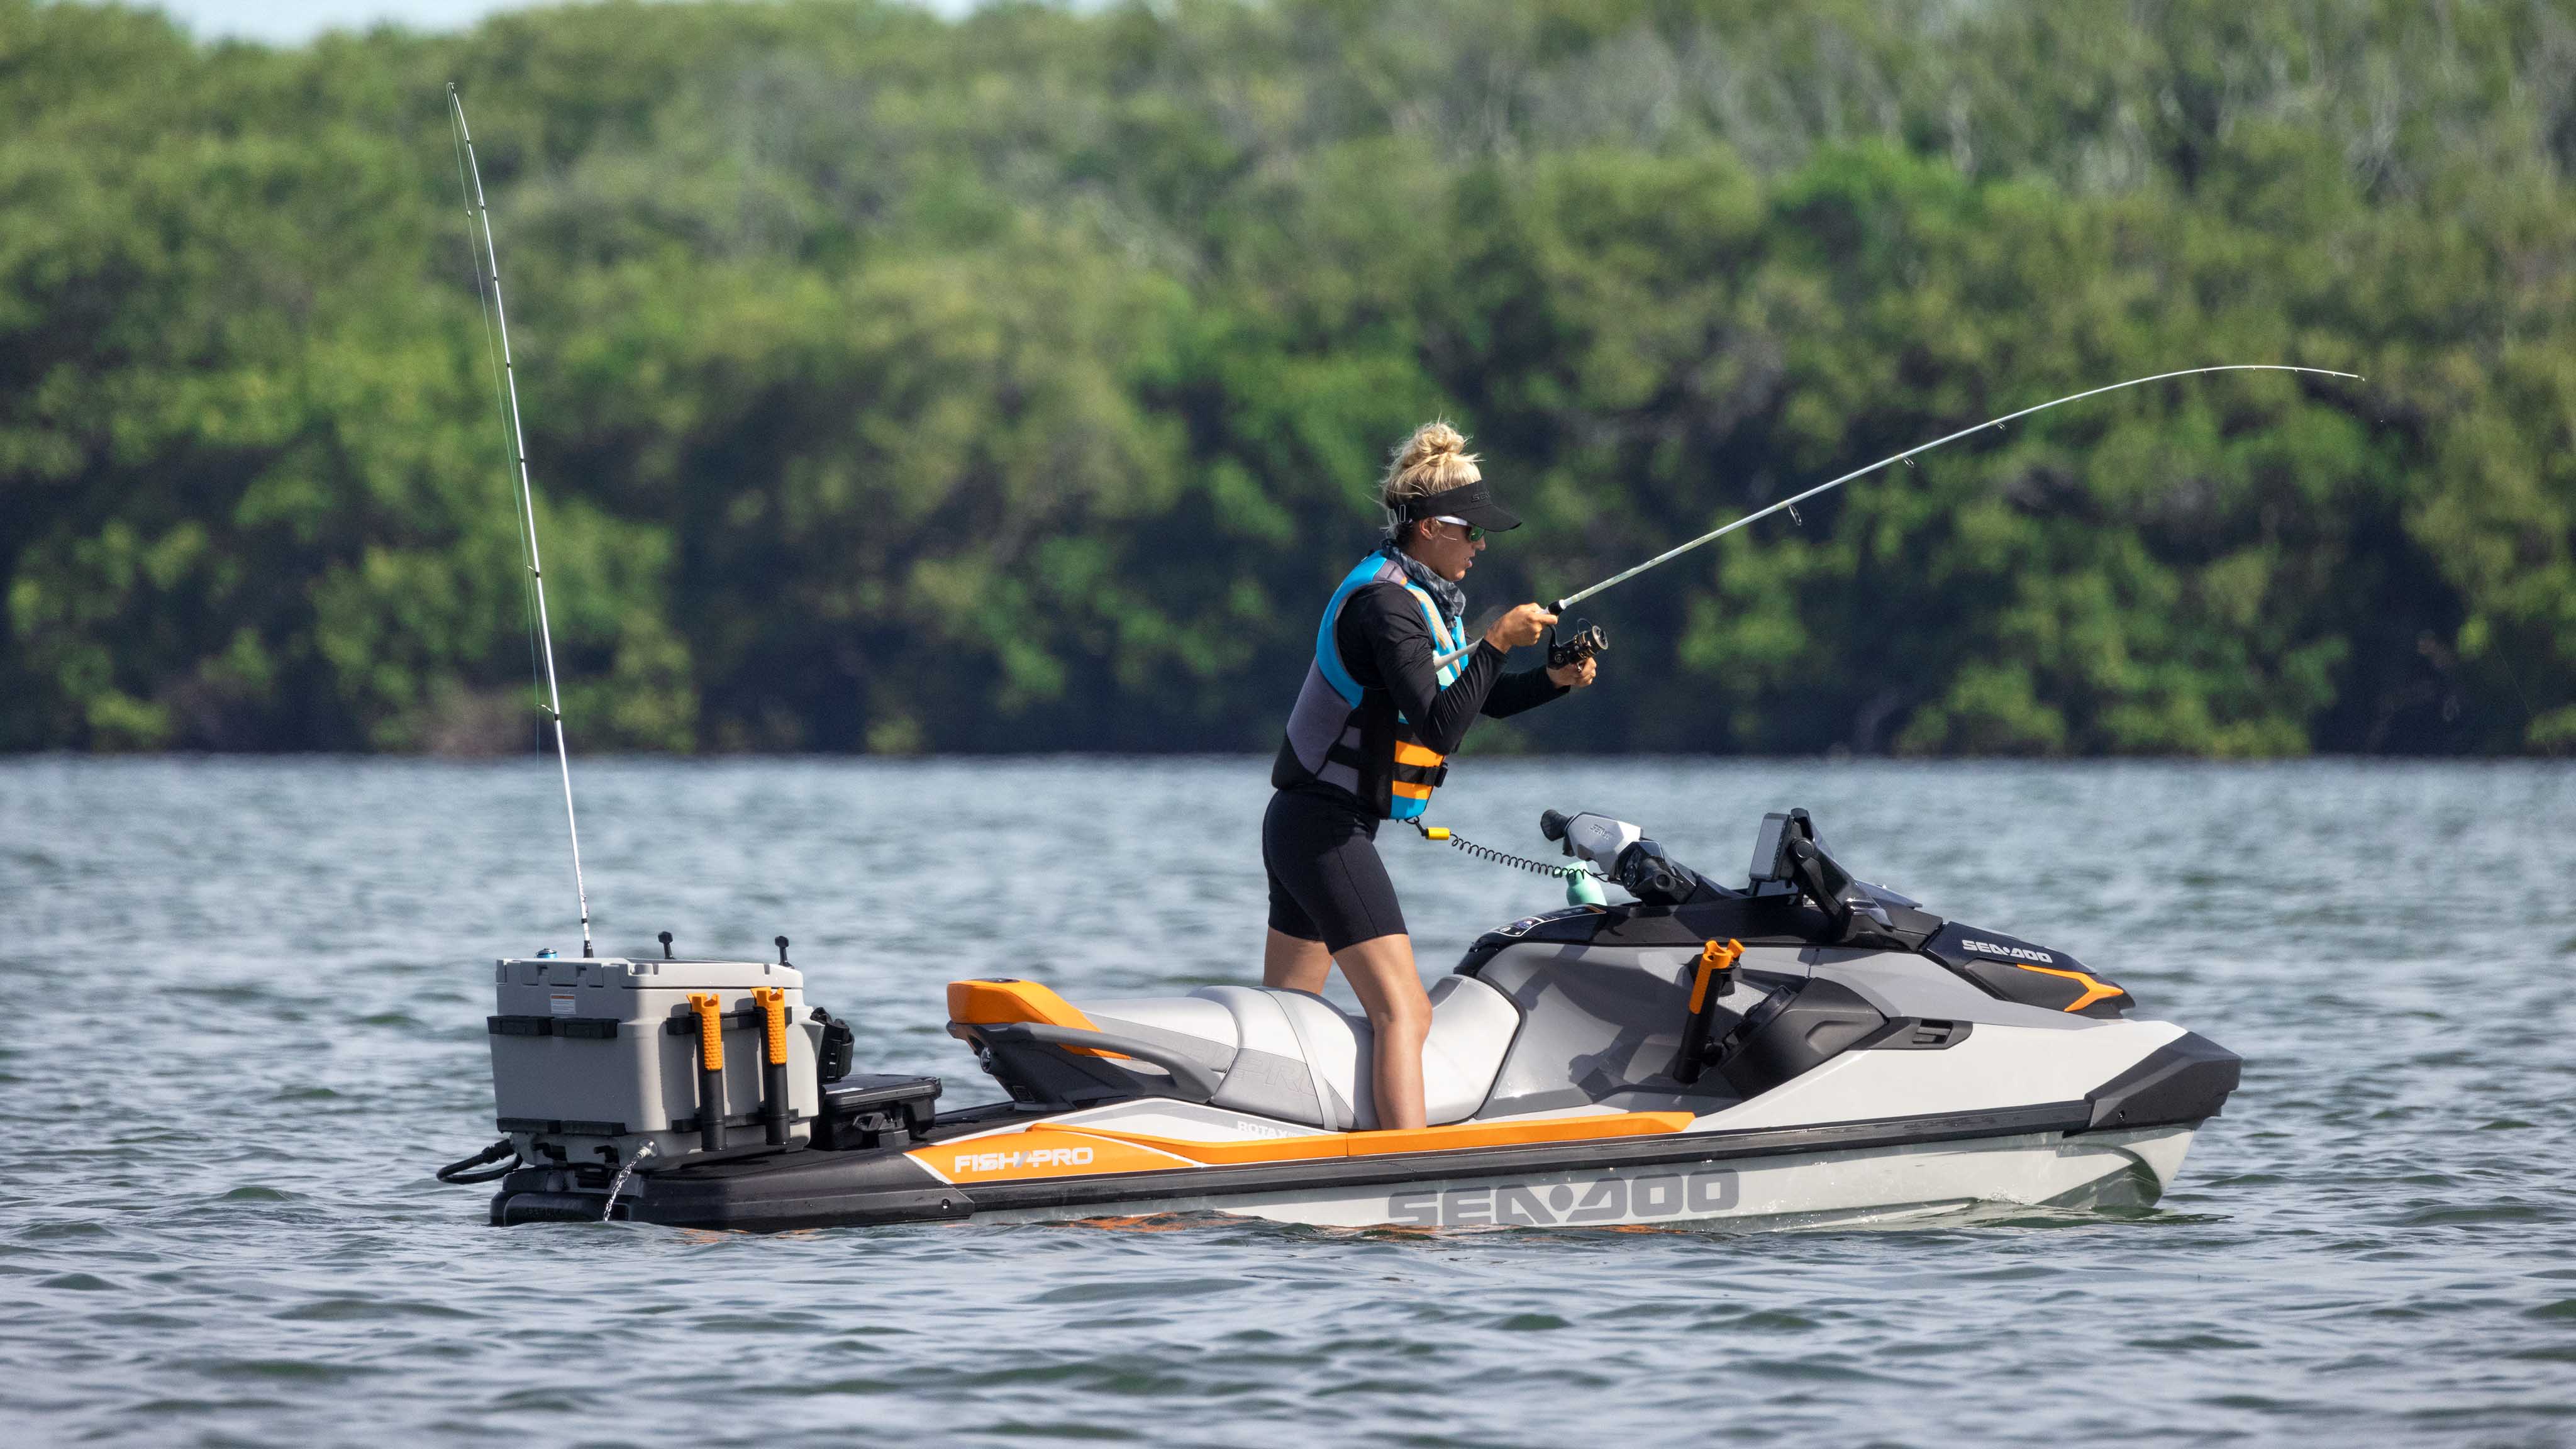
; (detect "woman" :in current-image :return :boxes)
[1264,421,1598,1130]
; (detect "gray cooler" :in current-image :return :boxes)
[489,956,826,1170]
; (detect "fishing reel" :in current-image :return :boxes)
[1546,618,1609,672]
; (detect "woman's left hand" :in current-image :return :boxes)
[1548,657,1597,689]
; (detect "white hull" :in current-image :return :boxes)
[973,1124,2197,1230]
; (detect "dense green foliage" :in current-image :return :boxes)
[4,0,2572,755]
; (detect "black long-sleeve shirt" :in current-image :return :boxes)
[1272,581,1567,811]
[1335,583,1565,750]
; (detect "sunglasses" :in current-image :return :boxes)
[1433,516,1485,542]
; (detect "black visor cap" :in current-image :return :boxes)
[1404,477,1521,532]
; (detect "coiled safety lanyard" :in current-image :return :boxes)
[1407,818,1594,884]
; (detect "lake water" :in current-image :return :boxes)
[3,757,2572,1445]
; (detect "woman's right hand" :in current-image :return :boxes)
[1484,602,1557,651]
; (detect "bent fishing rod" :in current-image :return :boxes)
[450,82,596,958]
[1435,364,2361,669]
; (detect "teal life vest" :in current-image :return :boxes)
[1276,552,1468,819]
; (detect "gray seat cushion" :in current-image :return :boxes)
[1067,977,1523,1130]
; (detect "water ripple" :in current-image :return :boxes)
[0,758,2570,1445]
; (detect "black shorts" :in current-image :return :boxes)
[1262,788,1406,954]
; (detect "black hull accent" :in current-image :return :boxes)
[2084,1031,2243,1131]
[486,1096,2228,1231]
[491,1145,975,1230]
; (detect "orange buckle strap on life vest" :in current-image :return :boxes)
[1389,738,1448,802]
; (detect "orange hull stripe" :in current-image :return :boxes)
[910,1127,1197,1185]
[1347,1111,1694,1158]
[1057,1128,1348,1165]
[1057,1111,1696,1169]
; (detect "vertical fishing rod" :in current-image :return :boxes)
[450,82,594,959]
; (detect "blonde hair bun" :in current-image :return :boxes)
[1401,421,1468,467]
[1380,419,1482,513]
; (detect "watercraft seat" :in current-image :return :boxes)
[948,977,1521,1130]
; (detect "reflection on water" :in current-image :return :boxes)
[1,757,2571,1444]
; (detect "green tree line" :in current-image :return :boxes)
[3,0,2571,755]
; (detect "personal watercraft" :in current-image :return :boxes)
[458,806,2240,1231]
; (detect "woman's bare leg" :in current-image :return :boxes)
[1262,929,1333,994]
[1330,933,1431,1131]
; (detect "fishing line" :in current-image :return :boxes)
[1433,364,2363,668]
[448,102,546,726]
[449,82,596,959]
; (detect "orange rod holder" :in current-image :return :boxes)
[756,988,789,1065]
[1670,938,1744,1085]
[1689,938,1743,1012]
[752,987,791,1146]
[689,992,727,1152]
